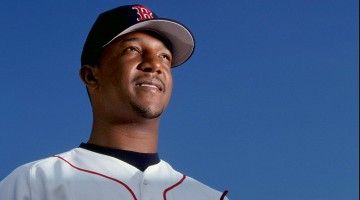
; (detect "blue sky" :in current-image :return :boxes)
[0,0,358,199]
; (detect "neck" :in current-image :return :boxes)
[88,117,160,153]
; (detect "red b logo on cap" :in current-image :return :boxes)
[132,6,154,21]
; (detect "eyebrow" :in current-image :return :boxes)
[121,37,142,43]
[120,36,173,53]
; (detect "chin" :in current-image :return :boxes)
[130,102,164,119]
[140,111,162,119]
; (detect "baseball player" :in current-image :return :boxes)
[0,4,229,200]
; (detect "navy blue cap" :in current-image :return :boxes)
[81,5,195,67]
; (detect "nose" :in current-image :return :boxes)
[138,54,163,74]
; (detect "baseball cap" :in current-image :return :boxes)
[81,4,195,67]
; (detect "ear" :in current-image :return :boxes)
[79,65,99,89]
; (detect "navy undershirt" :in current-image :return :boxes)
[79,143,160,172]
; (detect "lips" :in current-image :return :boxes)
[134,77,164,92]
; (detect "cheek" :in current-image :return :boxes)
[169,78,173,94]
[106,61,134,83]
[165,70,173,89]
[166,75,173,99]
[100,67,133,98]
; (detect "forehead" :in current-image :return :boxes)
[110,31,173,52]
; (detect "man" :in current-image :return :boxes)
[0,4,229,200]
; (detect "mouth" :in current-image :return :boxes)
[134,78,164,92]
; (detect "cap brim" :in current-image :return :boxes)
[104,19,195,67]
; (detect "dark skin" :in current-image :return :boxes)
[80,31,173,153]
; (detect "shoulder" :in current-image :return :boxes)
[178,176,229,200]
[0,148,81,182]
[159,160,229,200]
[0,148,79,199]
[8,148,81,174]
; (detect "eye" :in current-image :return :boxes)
[160,53,172,62]
[124,46,140,53]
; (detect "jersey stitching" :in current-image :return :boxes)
[163,174,186,200]
[52,155,137,200]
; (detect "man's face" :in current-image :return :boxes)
[93,31,173,121]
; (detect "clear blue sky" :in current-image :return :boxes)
[0,1,358,199]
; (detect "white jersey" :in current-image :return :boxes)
[0,148,229,200]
